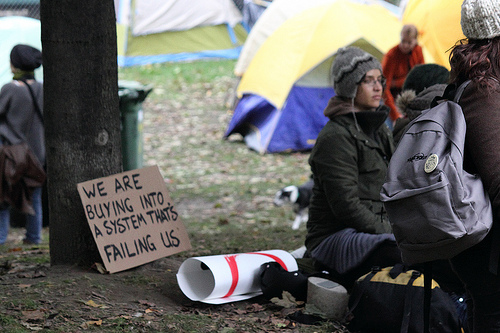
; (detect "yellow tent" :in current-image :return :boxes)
[236,0,403,110]
[234,0,339,77]
[402,0,464,70]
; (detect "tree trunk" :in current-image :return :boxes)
[40,0,122,266]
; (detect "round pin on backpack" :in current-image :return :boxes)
[424,154,439,173]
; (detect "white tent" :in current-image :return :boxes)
[0,16,42,87]
[116,0,248,66]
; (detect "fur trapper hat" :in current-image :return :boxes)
[396,84,447,120]
[330,46,382,99]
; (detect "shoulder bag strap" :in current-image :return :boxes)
[20,79,43,124]
[3,80,41,143]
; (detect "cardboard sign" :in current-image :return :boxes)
[77,165,191,273]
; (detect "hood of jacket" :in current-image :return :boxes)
[323,96,357,118]
[395,84,447,121]
[323,96,390,136]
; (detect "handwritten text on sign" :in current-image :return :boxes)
[77,166,191,273]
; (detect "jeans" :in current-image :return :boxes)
[0,187,43,244]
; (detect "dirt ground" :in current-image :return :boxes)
[0,235,189,331]
[0,72,350,332]
[2,227,318,333]
[0,229,347,332]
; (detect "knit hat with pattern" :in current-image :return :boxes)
[461,0,500,40]
[330,46,382,99]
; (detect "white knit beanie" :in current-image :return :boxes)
[461,0,500,39]
[330,46,382,99]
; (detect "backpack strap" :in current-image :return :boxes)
[453,80,471,103]
[423,262,433,333]
[401,269,422,333]
[345,267,379,320]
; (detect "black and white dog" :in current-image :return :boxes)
[273,178,314,230]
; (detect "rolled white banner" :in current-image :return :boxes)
[176,249,298,304]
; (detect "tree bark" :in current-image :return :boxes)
[40,0,122,266]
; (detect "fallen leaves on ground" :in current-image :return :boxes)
[81,299,109,309]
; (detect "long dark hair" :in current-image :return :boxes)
[449,36,500,90]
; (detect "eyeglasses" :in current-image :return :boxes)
[360,77,386,87]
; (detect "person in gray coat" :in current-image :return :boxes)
[0,44,44,245]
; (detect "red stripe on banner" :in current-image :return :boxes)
[249,252,288,271]
[223,255,239,298]
[222,252,289,298]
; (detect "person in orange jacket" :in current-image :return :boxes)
[382,24,425,122]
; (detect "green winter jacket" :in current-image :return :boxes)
[305,97,395,252]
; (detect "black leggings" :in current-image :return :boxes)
[317,241,402,290]
[317,242,464,294]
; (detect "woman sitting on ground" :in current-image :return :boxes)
[304,46,399,289]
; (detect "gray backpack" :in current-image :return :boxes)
[380,81,493,265]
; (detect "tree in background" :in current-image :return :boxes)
[40,0,122,266]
